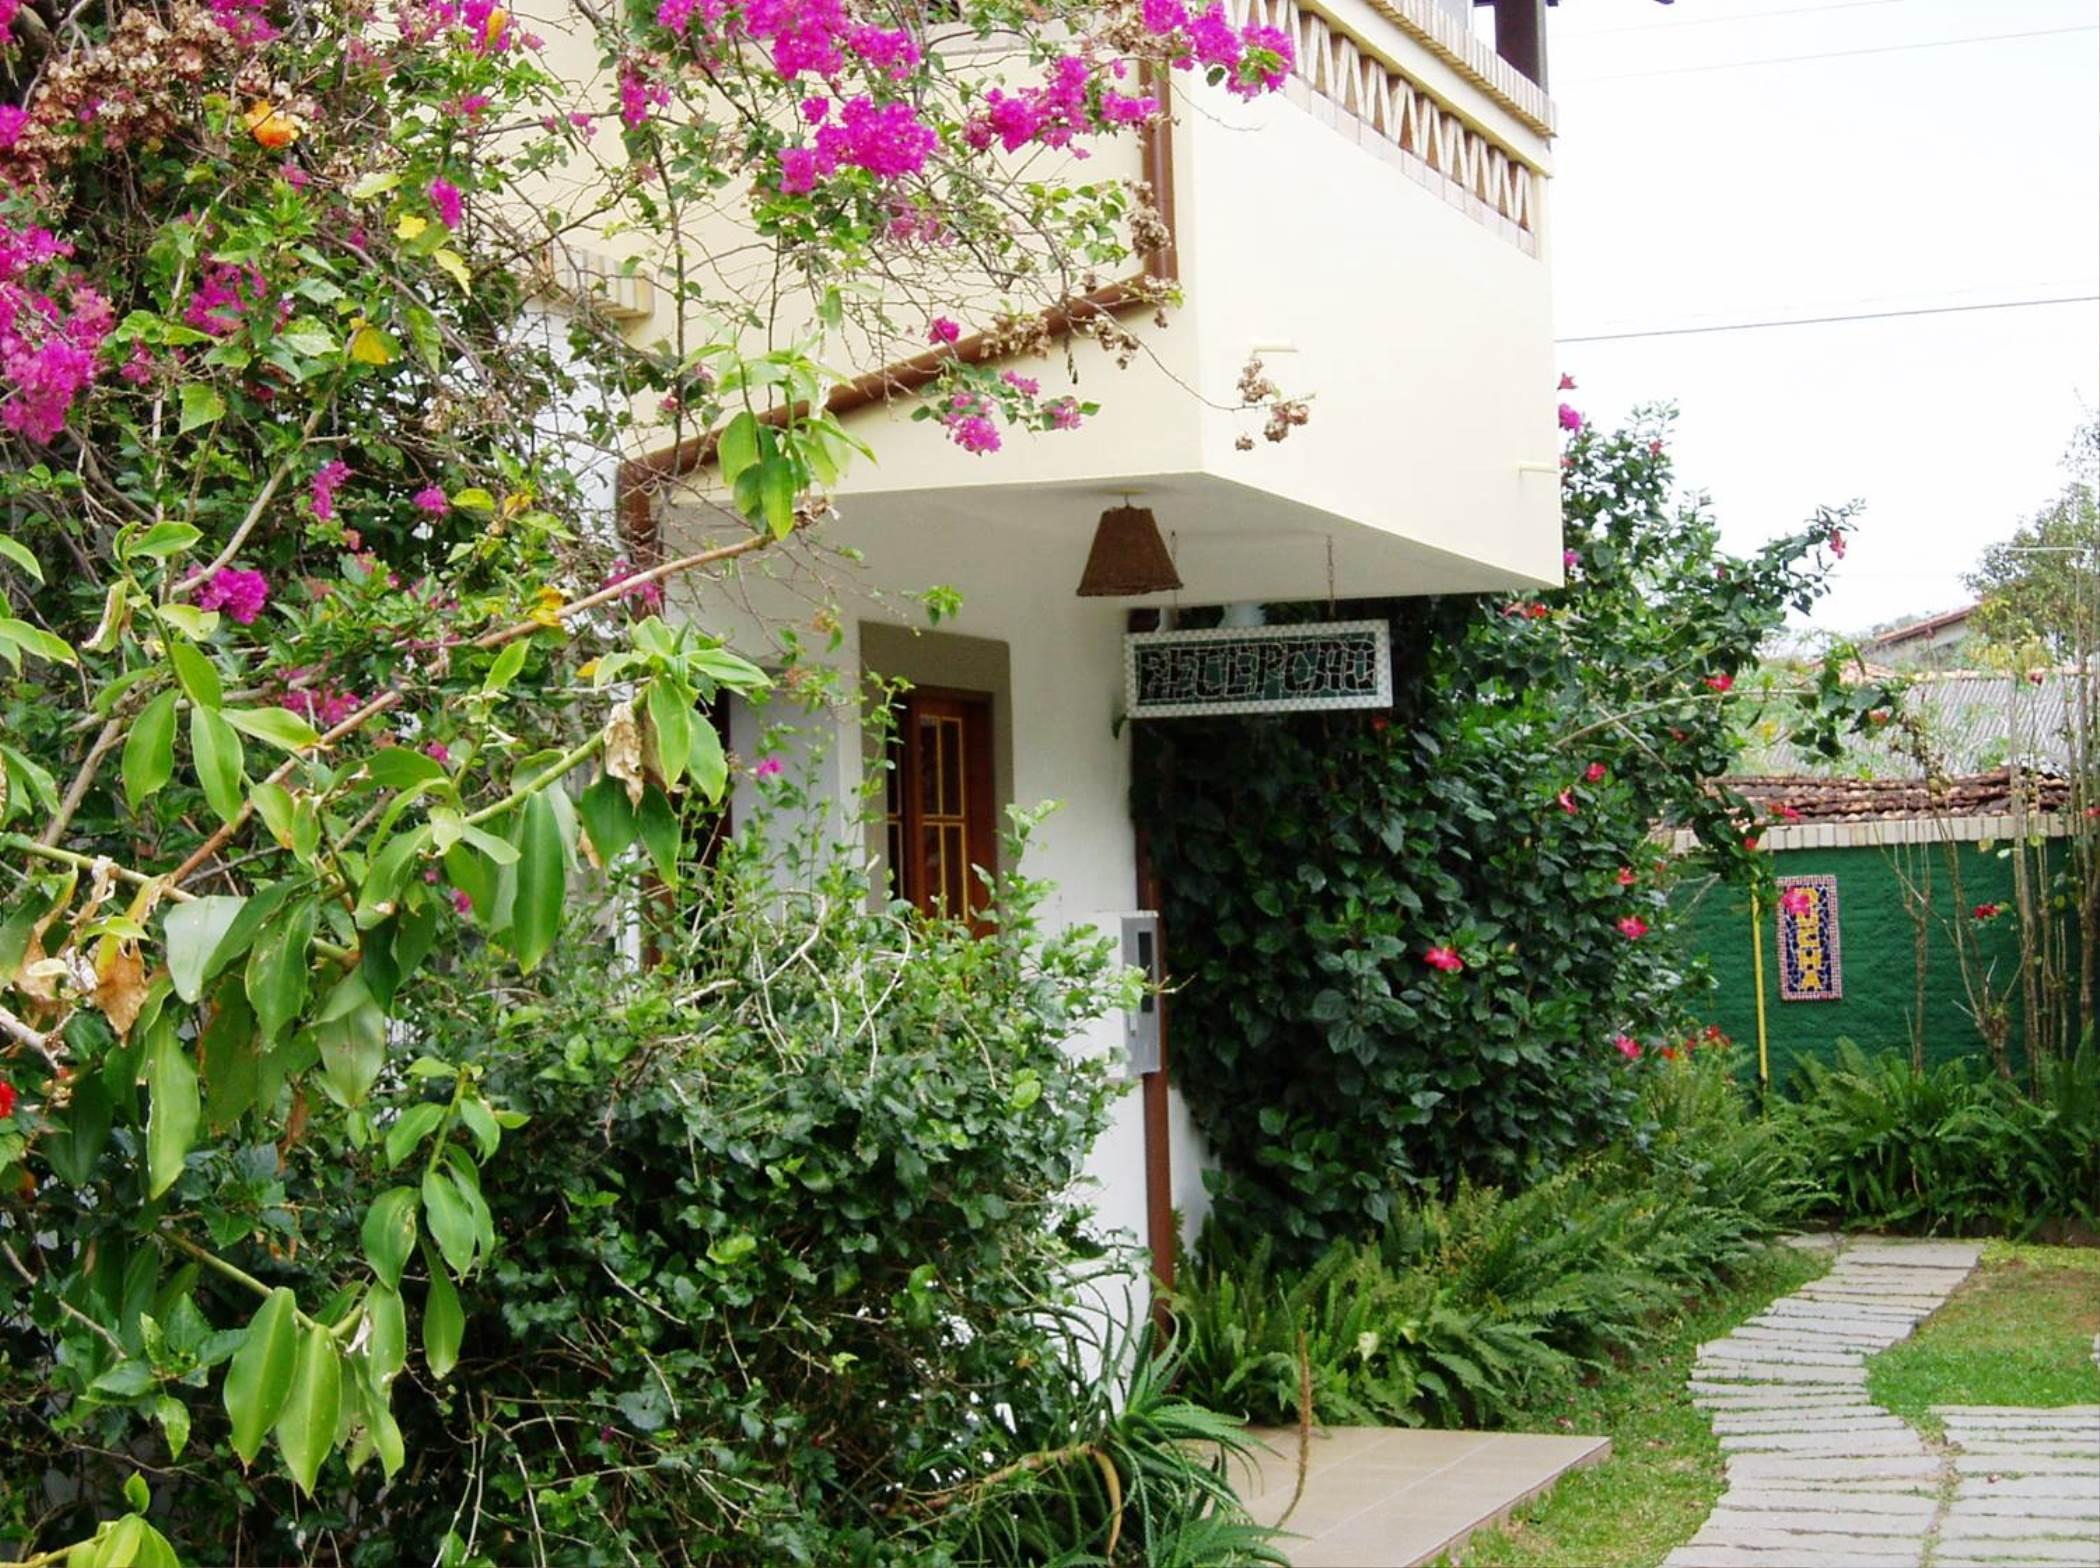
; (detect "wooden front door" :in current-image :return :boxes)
[884,690,997,930]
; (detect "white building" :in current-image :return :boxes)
[578,0,1568,1284]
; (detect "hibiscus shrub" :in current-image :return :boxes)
[1134,404,1893,1257]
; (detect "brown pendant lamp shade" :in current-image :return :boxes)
[1076,504,1182,597]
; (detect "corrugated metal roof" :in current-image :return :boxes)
[1739,672,2087,778]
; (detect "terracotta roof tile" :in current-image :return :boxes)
[1723,768,2068,824]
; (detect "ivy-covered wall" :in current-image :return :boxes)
[1675,837,2070,1087]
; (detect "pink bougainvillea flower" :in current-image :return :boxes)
[1000,370,1041,397]
[601,558,665,612]
[311,459,350,521]
[755,754,785,780]
[429,178,465,228]
[1558,373,1576,391]
[0,1080,15,1119]
[194,567,270,625]
[424,741,452,764]
[1557,403,1583,432]
[452,889,473,915]
[928,317,961,345]
[1556,788,1578,815]
[1563,548,1579,571]
[1704,673,1733,694]
[1616,866,1636,886]
[1617,915,1648,940]
[1584,762,1607,783]
[413,485,449,515]
[1423,945,1464,973]
[948,415,1001,454]
[1779,887,1813,917]
[1046,397,1084,431]
[1614,1034,1641,1061]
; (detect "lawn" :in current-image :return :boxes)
[1443,1245,1828,1568]
[1867,1240,2100,1440]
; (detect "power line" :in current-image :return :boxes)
[1558,23,2096,84]
[1558,294,2100,344]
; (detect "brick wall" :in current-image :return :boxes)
[1675,838,2075,1089]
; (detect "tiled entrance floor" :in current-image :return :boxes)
[1236,1425,1610,1567]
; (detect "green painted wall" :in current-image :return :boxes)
[1675,839,2071,1089]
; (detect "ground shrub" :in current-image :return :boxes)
[1172,1047,1805,1430]
[3,816,1280,1566]
[1777,1037,2100,1237]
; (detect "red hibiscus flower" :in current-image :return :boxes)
[1557,788,1579,815]
[1424,946,1464,973]
[1614,1034,1641,1061]
[1617,915,1648,940]
[1704,673,1734,694]
[1585,762,1608,783]
[0,1081,15,1120]
[1616,867,1636,886]
[1972,903,2001,921]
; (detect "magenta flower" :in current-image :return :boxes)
[1779,887,1813,917]
[1423,945,1464,973]
[1614,1033,1641,1061]
[1001,370,1041,397]
[948,415,1001,455]
[452,889,473,915]
[424,741,452,765]
[429,178,464,228]
[755,754,785,780]
[1047,397,1084,431]
[1563,548,1579,571]
[779,148,821,194]
[195,567,270,625]
[311,459,350,521]
[1557,788,1578,815]
[1557,403,1583,432]
[1558,373,1576,391]
[1617,915,1648,940]
[413,485,449,515]
[928,317,961,346]
[1585,762,1607,783]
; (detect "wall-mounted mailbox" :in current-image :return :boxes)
[1121,912,1162,1078]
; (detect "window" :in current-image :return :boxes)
[883,689,997,930]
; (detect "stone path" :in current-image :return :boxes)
[1663,1239,2100,1568]
[1665,1237,1980,1568]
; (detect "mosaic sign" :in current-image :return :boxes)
[1776,874,1842,1002]
[1124,620,1393,720]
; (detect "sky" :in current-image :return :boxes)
[1533,0,2100,639]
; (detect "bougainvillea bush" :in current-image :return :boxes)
[1134,401,1894,1258]
[0,0,1297,1555]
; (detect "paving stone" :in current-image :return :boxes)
[1710,1418,1913,1440]
[1839,1242,1984,1268]
[1959,1475,2100,1498]
[1717,1488,1938,1517]
[1697,1348,1870,1370]
[1935,1550,2100,1567]
[1665,1550,1921,1568]
[1952,1440,2100,1460]
[1725,1460,1942,1485]
[1939,1406,2100,1419]
[1949,1494,2100,1519]
[1686,1523,1932,1552]
[1955,1453,2100,1476]
[1694,1364,1870,1386]
[1718,1434,1928,1456]
[1937,1514,2100,1540]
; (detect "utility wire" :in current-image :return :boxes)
[1558,294,2100,344]
[1559,23,2096,84]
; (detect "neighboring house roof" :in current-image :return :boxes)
[1726,769,2070,824]
[1739,671,2085,777]
[1863,604,1977,651]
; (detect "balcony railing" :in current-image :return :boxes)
[1221,0,1555,253]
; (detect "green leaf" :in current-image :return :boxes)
[122,690,179,811]
[354,824,433,930]
[646,678,692,790]
[165,895,246,1003]
[245,896,317,1043]
[201,978,260,1128]
[687,715,727,805]
[0,531,43,583]
[452,487,497,513]
[124,1473,151,1514]
[128,521,205,560]
[43,1074,113,1186]
[314,968,387,1107]
[223,1287,299,1465]
[482,637,528,695]
[200,882,290,992]
[361,1186,420,1291]
[757,454,797,539]
[636,785,681,887]
[458,823,519,865]
[223,706,319,752]
[167,639,222,710]
[579,774,636,863]
[0,616,76,665]
[421,1241,463,1379]
[190,706,245,824]
[507,790,566,973]
[422,1165,478,1277]
[442,844,496,923]
[717,410,760,486]
[154,1394,192,1461]
[177,383,226,434]
[274,1320,342,1497]
[383,1101,445,1168]
[251,780,297,849]
[145,1019,199,1199]
[359,748,447,791]
[365,1283,407,1389]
